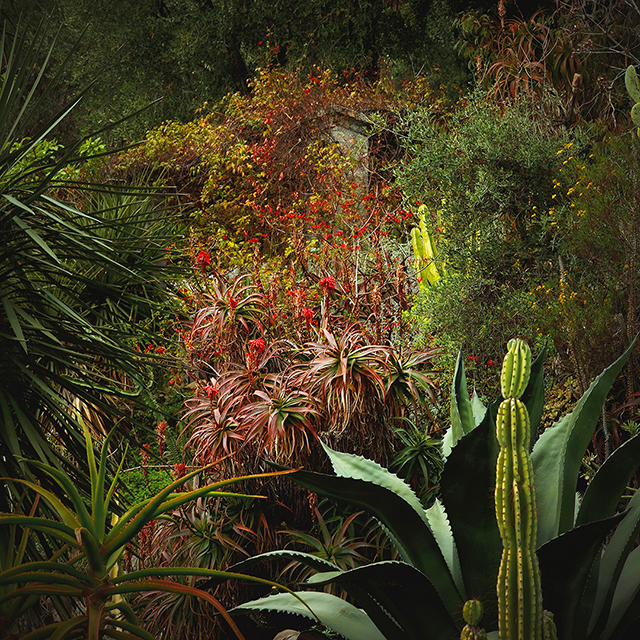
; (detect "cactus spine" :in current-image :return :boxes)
[496,339,542,640]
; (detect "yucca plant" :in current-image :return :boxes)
[0,17,178,515]
[0,426,303,639]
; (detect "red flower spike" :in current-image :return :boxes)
[196,250,211,267]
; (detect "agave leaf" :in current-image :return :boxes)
[321,442,463,594]
[230,550,340,575]
[532,340,635,546]
[588,488,640,638]
[602,545,640,640]
[439,398,502,628]
[442,350,475,457]
[471,389,487,426]
[289,462,463,613]
[576,433,640,527]
[305,561,460,640]
[425,499,464,596]
[232,591,386,640]
[537,513,625,640]
[626,66,640,104]
[632,103,640,128]
[522,343,546,449]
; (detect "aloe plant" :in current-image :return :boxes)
[0,427,305,639]
[411,204,441,290]
[221,338,640,640]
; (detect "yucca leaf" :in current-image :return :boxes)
[1,296,27,352]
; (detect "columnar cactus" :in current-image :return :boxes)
[461,599,487,640]
[495,339,543,640]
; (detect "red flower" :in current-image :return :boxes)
[467,355,478,361]
[203,384,219,401]
[302,307,314,321]
[228,296,238,310]
[196,250,211,266]
[173,463,189,481]
[249,337,266,353]
[487,359,495,367]
[319,275,335,291]
[156,421,167,458]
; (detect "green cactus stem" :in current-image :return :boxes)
[461,599,487,640]
[542,610,558,640]
[495,339,543,640]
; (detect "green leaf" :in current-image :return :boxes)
[577,433,640,527]
[290,462,463,614]
[1,296,27,353]
[443,350,475,457]
[305,561,460,640]
[425,498,464,596]
[522,343,546,449]
[588,488,640,638]
[626,66,640,104]
[632,103,640,128]
[532,340,635,546]
[601,545,640,640]
[537,513,625,640]
[471,389,487,426]
[439,399,502,629]
[232,591,386,640]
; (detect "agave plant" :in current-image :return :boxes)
[218,338,640,640]
[0,426,304,639]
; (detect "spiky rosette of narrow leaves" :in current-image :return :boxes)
[0,426,306,640]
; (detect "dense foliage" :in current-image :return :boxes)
[2,2,640,639]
